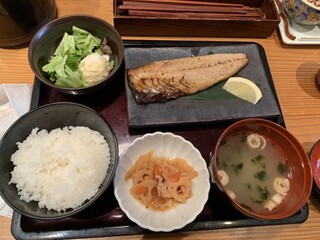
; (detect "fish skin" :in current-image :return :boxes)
[127,53,249,104]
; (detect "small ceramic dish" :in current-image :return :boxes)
[28,14,124,95]
[309,139,320,193]
[283,0,320,25]
[113,132,210,232]
[316,69,320,90]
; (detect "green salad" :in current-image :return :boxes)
[42,26,114,88]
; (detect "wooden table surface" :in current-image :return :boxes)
[1,0,320,239]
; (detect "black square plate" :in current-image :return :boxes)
[125,41,282,128]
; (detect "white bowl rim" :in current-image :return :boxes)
[301,0,320,11]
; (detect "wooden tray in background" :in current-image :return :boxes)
[113,0,280,38]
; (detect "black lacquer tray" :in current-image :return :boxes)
[11,41,308,240]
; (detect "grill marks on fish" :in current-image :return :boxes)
[127,53,249,104]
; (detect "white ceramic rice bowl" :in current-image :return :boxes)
[114,132,210,232]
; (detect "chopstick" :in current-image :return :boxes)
[118,0,263,20]
[120,1,259,13]
[127,10,262,20]
[298,37,320,41]
[119,0,246,8]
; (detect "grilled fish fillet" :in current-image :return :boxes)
[127,53,249,104]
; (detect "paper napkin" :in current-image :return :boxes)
[0,84,33,218]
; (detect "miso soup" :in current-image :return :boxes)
[216,130,291,214]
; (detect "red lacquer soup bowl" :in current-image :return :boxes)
[309,140,320,193]
[211,118,313,220]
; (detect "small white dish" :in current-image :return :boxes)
[278,18,320,45]
[113,132,210,232]
[276,0,320,45]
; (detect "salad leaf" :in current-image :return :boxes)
[42,26,104,88]
[55,65,84,88]
[42,55,68,81]
[72,26,101,57]
[54,32,76,57]
[66,55,82,70]
[108,60,115,71]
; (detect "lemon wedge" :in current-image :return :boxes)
[222,77,262,104]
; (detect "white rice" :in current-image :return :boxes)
[9,126,110,212]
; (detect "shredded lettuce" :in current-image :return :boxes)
[55,65,84,88]
[72,26,101,57]
[42,55,68,81]
[42,26,104,88]
[54,32,76,57]
[108,60,115,71]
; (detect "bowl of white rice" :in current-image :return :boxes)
[0,102,118,219]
